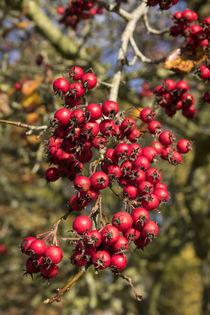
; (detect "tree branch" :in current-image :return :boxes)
[19,0,97,63]
[109,3,148,102]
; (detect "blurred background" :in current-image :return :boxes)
[0,0,209,314]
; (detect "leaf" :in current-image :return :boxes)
[16,21,30,29]
[22,91,41,112]
[165,47,207,73]
[0,93,11,116]
[21,76,43,95]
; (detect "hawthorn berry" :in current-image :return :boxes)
[92,251,111,269]
[73,216,92,235]
[112,212,133,232]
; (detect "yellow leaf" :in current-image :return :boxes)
[165,47,207,73]
[22,76,43,95]
[22,91,41,113]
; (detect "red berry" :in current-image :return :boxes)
[84,230,102,247]
[69,82,85,97]
[151,141,163,154]
[53,78,69,95]
[146,168,162,185]
[110,254,127,271]
[107,165,122,180]
[123,185,138,200]
[86,103,102,120]
[71,250,87,266]
[132,207,150,228]
[123,227,140,241]
[177,139,192,153]
[69,66,84,80]
[90,171,109,190]
[45,167,60,182]
[142,146,158,162]
[65,95,81,107]
[142,193,159,211]
[120,118,136,133]
[74,176,91,192]
[141,221,159,240]
[134,237,150,249]
[112,212,133,232]
[99,119,116,137]
[148,121,162,134]
[102,101,119,118]
[44,246,63,264]
[155,182,168,190]
[114,143,131,161]
[21,237,36,254]
[163,79,176,91]
[54,108,71,126]
[176,81,189,93]
[92,250,111,269]
[133,155,150,171]
[82,73,97,89]
[159,131,175,146]
[28,239,47,257]
[25,258,40,274]
[73,216,92,235]
[101,225,120,246]
[126,128,141,143]
[92,136,107,150]
[70,109,85,125]
[154,188,169,203]
[130,169,145,185]
[168,150,182,165]
[140,108,155,123]
[137,181,154,196]
[112,236,129,253]
[182,105,196,118]
[40,264,59,278]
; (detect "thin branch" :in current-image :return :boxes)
[95,0,132,21]
[143,13,169,35]
[129,36,152,63]
[43,269,85,304]
[0,119,48,132]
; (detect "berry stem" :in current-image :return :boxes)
[116,272,142,302]
[43,269,85,304]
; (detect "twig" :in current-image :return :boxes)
[0,119,48,133]
[43,269,85,304]
[143,13,169,35]
[98,80,113,88]
[129,36,152,63]
[95,0,132,21]
[116,272,142,302]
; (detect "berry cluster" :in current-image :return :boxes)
[57,1,103,30]
[147,0,179,10]
[21,67,192,300]
[139,83,153,99]
[21,237,63,279]
[70,213,159,271]
[170,11,210,51]
[154,79,196,118]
